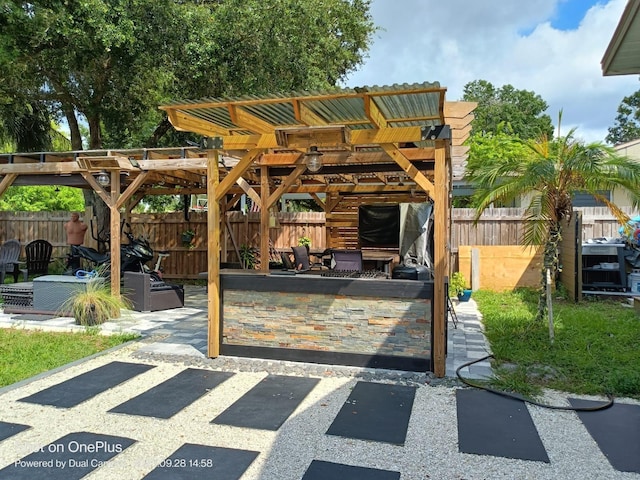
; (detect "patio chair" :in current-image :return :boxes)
[20,239,53,281]
[331,249,363,272]
[291,246,311,271]
[0,239,21,283]
[280,251,295,270]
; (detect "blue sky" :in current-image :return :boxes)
[342,0,638,143]
[552,0,598,29]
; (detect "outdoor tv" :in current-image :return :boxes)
[358,204,400,248]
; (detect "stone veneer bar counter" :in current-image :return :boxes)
[220,272,433,372]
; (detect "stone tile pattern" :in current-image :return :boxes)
[446,299,493,380]
[223,290,431,358]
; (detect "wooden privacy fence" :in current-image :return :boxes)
[0,207,633,281]
[451,207,638,247]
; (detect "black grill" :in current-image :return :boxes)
[321,269,388,279]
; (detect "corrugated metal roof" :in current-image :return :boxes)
[161,82,446,136]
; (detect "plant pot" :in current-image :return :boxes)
[458,289,473,302]
[181,233,195,244]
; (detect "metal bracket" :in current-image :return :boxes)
[421,125,451,141]
[201,137,224,149]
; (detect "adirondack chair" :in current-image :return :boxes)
[20,239,53,281]
[0,239,21,283]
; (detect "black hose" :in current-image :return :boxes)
[455,354,614,412]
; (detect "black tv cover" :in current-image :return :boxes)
[359,204,400,247]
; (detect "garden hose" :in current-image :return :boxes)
[74,269,98,279]
[455,354,614,412]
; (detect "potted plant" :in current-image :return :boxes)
[181,229,195,248]
[298,236,311,254]
[239,244,258,269]
[62,278,132,326]
[449,271,472,302]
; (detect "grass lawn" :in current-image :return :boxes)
[474,288,640,399]
[0,328,138,387]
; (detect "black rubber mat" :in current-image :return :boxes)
[18,361,155,408]
[456,389,549,462]
[570,398,640,473]
[0,431,135,480]
[108,368,234,419]
[211,374,320,430]
[326,381,416,445]
[302,460,401,480]
[0,420,30,442]
[143,443,259,480]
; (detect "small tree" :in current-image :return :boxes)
[467,123,640,322]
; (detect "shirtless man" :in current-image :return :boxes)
[64,212,88,246]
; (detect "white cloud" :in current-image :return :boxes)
[344,0,639,143]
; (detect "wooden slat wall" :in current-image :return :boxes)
[558,212,582,302]
[326,192,430,250]
[0,207,633,280]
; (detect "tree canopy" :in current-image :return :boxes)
[1,0,376,150]
[606,90,640,146]
[462,80,554,140]
[0,186,84,211]
[0,0,376,231]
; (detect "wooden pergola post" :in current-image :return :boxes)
[260,165,270,272]
[432,141,450,377]
[207,148,221,357]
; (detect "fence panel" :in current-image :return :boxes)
[0,207,635,280]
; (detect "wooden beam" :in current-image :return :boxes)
[310,193,325,208]
[266,163,307,209]
[259,148,440,167]
[225,193,243,210]
[228,105,274,134]
[256,152,305,166]
[215,149,263,201]
[115,171,150,210]
[220,126,429,150]
[80,173,113,207]
[207,150,221,358]
[166,110,228,137]
[452,124,471,144]
[364,95,388,128]
[294,99,327,125]
[0,162,80,175]
[137,158,208,170]
[444,101,477,119]
[0,173,17,197]
[235,177,261,205]
[381,144,436,198]
[326,193,342,212]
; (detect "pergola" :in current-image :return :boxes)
[0,82,474,376]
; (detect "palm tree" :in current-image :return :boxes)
[468,128,640,319]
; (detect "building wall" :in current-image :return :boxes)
[613,139,640,207]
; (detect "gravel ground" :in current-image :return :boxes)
[0,341,639,480]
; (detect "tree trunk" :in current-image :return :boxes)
[145,116,172,148]
[84,113,109,252]
[87,115,102,149]
[63,106,83,150]
[537,222,562,321]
